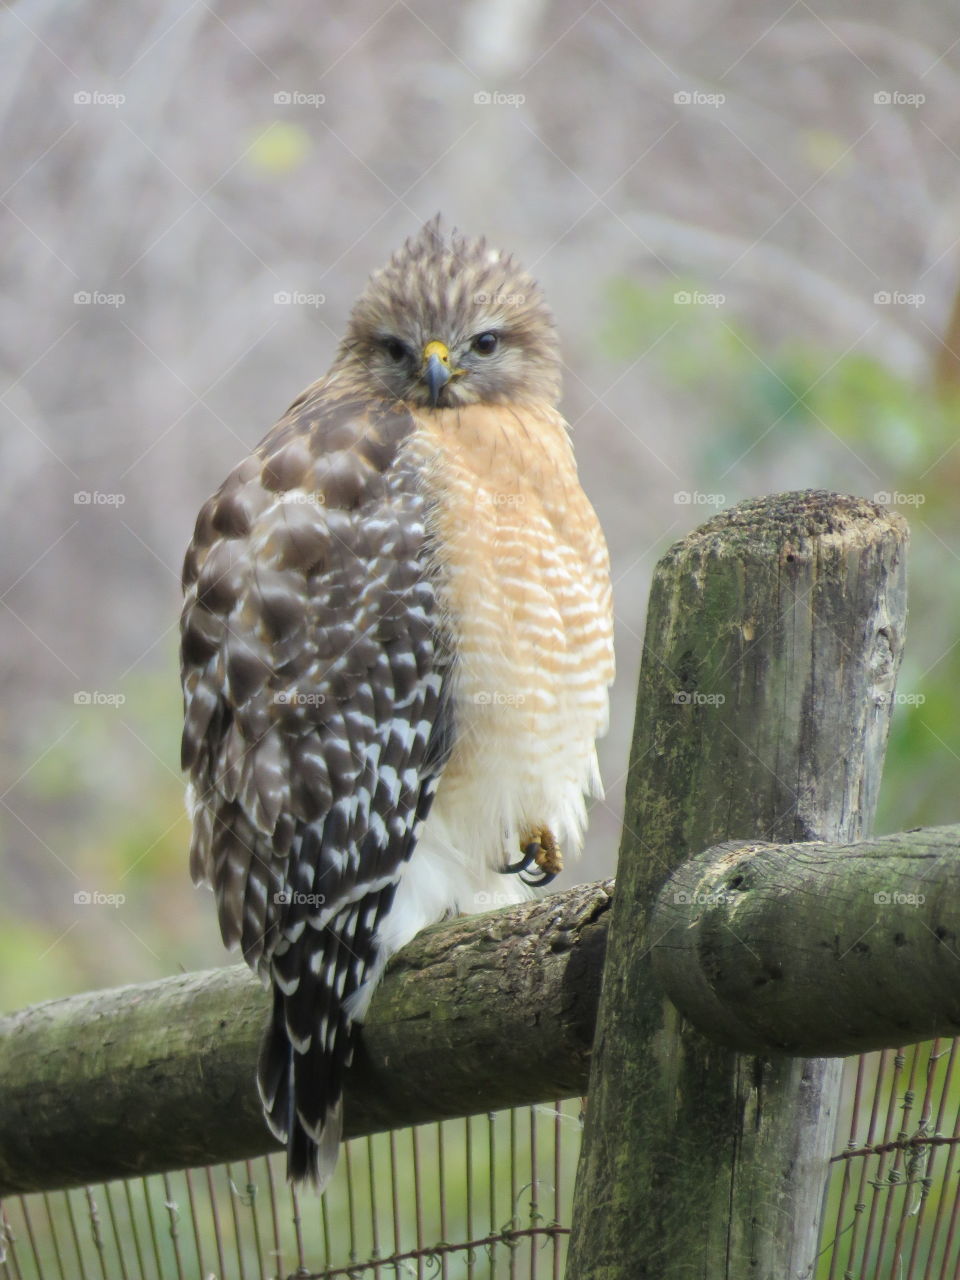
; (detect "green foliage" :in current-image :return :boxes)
[2,653,214,1011]
[604,277,960,835]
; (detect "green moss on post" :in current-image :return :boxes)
[566,491,908,1280]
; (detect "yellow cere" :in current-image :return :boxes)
[422,339,451,364]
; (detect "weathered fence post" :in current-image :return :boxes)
[566,491,908,1279]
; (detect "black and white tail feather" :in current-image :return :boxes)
[252,735,449,1187]
[257,887,393,1183]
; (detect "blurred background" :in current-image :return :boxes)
[2,0,960,1010]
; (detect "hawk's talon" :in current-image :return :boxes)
[520,864,558,887]
[501,840,540,876]
[502,857,531,875]
[500,830,563,886]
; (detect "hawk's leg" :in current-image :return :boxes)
[501,826,563,886]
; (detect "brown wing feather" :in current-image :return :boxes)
[180,386,453,1184]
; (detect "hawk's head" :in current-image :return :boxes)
[335,217,561,409]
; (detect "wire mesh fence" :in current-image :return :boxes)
[0,1101,582,1280]
[818,1039,960,1280]
[4,1043,960,1279]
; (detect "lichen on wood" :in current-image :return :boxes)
[566,490,908,1280]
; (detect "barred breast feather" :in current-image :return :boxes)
[375,403,614,955]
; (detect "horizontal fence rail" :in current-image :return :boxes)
[1,819,960,1198]
[4,825,960,1198]
[652,825,960,1056]
[0,882,612,1196]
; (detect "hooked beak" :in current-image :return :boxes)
[422,339,452,407]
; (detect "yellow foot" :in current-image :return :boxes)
[501,826,563,885]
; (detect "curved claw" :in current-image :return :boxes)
[501,856,531,875]
[500,839,559,886]
[500,840,542,876]
[519,864,558,887]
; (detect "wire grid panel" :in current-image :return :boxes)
[0,1101,582,1280]
[817,1038,960,1280]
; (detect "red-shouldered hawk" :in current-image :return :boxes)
[180,218,615,1186]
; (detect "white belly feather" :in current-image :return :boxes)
[376,402,614,961]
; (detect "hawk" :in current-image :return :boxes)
[180,218,615,1186]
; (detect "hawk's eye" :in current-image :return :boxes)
[471,331,499,356]
[383,337,409,363]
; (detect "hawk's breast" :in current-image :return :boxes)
[405,402,614,870]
